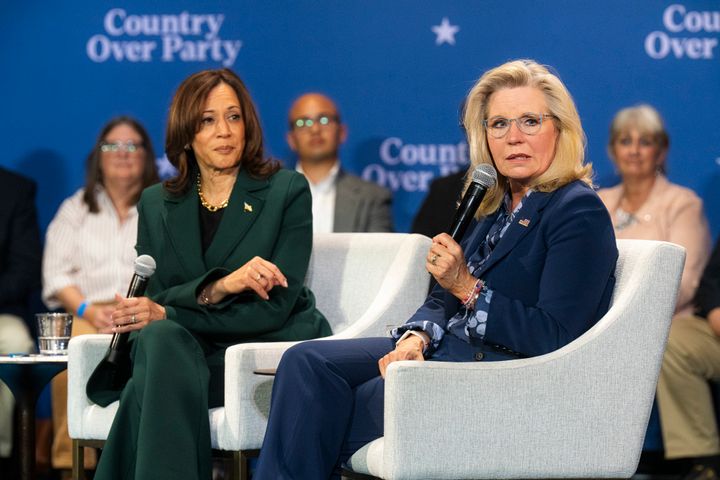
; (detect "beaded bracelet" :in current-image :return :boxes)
[77,301,88,318]
[462,279,484,310]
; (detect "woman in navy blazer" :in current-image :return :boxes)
[254,59,618,480]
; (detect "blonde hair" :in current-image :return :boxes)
[607,104,669,174]
[462,59,592,216]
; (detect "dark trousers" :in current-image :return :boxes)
[94,321,212,480]
[254,334,494,480]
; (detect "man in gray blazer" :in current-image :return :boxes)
[287,93,393,233]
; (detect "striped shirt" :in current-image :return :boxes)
[42,188,137,309]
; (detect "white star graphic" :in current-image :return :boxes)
[432,17,460,46]
[156,155,178,180]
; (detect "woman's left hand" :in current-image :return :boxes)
[110,293,166,333]
[427,233,477,301]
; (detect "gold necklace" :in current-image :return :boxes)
[197,173,229,212]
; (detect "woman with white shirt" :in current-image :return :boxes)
[597,104,711,317]
[42,116,159,477]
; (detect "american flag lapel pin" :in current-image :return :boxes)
[244,202,253,212]
[519,218,530,227]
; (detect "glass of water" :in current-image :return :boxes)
[36,313,73,355]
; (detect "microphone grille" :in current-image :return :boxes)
[471,164,498,188]
[134,255,157,278]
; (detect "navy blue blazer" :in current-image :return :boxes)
[407,180,618,358]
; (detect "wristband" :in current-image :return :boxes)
[77,301,88,318]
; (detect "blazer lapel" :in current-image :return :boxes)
[475,190,554,277]
[204,169,269,267]
[163,188,206,278]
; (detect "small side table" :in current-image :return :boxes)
[0,354,68,480]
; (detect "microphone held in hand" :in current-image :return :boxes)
[448,164,498,241]
[88,255,157,394]
[105,254,157,366]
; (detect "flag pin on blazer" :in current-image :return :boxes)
[519,218,530,227]
[244,202,253,212]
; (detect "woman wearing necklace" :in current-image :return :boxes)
[87,68,331,480]
[598,104,710,317]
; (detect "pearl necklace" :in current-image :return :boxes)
[197,173,229,212]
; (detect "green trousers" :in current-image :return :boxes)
[94,321,213,480]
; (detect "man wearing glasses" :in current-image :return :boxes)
[287,93,393,233]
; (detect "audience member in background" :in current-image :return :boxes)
[287,93,393,232]
[254,59,618,480]
[597,104,710,316]
[42,116,159,477]
[658,237,720,480]
[0,167,40,474]
[88,69,330,480]
[411,169,466,238]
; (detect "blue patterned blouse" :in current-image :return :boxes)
[392,190,532,355]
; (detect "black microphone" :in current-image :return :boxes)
[448,164,498,241]
[104,254,156,367]
[88,255,157,395]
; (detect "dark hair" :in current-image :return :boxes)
[164,68,279,195]
[83,116,159,213]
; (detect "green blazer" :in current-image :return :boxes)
[89,168,330,407]
[139,167,329,344]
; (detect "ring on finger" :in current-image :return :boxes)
[430,254,439,265]
[131,315,137,324]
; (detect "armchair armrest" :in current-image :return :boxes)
[218,341,299,450]
[380,350,647,479]
[67,334,112,439]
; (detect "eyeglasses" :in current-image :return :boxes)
[290,115,339,130]
[100,140,143,153]
[483,113,556,139]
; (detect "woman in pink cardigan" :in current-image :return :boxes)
[598,104,710,317]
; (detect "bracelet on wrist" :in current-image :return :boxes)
[462,279,484,310]
[77,301,88,318]
[198,286,212,306]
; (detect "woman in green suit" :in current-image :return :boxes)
[88,68,331,479]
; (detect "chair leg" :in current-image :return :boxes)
[232,450,244,480]
[72,439,85,480]
[234,449,259,480]
[72,439,104,480]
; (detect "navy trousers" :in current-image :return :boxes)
[254,335,498,480]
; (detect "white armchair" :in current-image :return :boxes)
[344,239,686,480]
[67,233,431,480]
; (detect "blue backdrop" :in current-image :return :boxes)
[2,1,719,236]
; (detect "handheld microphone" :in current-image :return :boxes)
[104,254,156,367]
[448,164,498,241]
